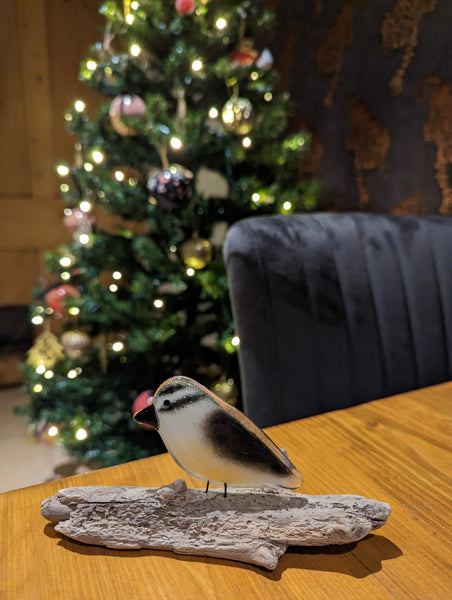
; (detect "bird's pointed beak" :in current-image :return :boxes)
[133,400,159,429]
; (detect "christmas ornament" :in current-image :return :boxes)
[61,330,91,360]
[45,285,80,315]
[221,97,253,135]
[180,237,212,269]
[63,208,94,232]
[175,0,195,16]
[211,376,239,406]
[132,389,154,430]
[134,376,302,492]
[256,48,274,70]
[147,164,194,211]
[26,331,65,369]
[229,39,258,66]
[109,94,147,136]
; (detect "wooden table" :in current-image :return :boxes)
[1,383,451,599]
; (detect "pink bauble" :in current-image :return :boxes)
[132,390,154,430]
[175,0,195,16]
[109,94,147,136]
[45,285,80,315]
[63,209,94,232]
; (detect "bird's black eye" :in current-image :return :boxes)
[163,399,171,408]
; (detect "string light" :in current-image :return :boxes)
[112,271,122,280]
[35,365,46,375]
[282,201,292,211]
[44,370,54,379]
[186,267,195,277]
[92,150,104,164]
[47,426,59,437]
[33,384,43,393]
[231,336,240,347]
[64,113,73,122]
[125,14,135,25]
[61,272,71,281]
[60,183,69,193]
[68,307,80,316]
[80,200,92,212]
[131,1,139,8]
[59,256,73,268]
[112,341,124,352]
[32,316,44,325]
[74,100,85,112]
[250,71,259,81]
[242,137,252,148]
[130,44,141,57]
[208,107,218,119]
[215,17,227,30]
[252,192,260,203]
[78,233,90,245]
[86,60,97,71]
[264,92,273,102]
[153,299,164,309]
[56,164,69,177]
[191,59,203,72]
[75,427,88,441]
[84,162,93,172]
[170,137,182,150]
[114,170,125,181]
[109,284,118,292]
[67,369,78,379]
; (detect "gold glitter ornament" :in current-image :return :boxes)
[210,376,239,406]
[180,237,212,270]
[221,96,254,135]
[61,330,91,360]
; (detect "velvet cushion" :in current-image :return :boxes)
[224,213,452,427]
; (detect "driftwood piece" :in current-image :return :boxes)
[41,479,391,570]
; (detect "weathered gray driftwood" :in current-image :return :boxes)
[42,479,391,570]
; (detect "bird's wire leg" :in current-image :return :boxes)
[223,482,227,498]
[205,480,210,494]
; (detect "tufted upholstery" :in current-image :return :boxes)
[223,213,452,427]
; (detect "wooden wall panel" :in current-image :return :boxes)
[0,0,103,308]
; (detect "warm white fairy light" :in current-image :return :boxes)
[74,100,85,112]
[75,428,88,441]
[68,307,80,316]
[56,164,69,177]
[67,369,78,379]
[112,341,124,352]
[125,13,135,24]
[231,335,240,347]
[79,233,90,245]
[33,384,43,393]
[250,71,259,81]
[48,426,59,437]
[215,17,227,30]
[186,267,195,277]
[59,256,73,268]
[44,370,54,379]
[170,137,182,150]
[130,43,141,57]
[109,284,118,293]
[80,200,92,212]
[84,162,93,172]
[61,272,71,281]
[64,113,73,122]
[112,271,122,280]
[208,107,218,119]
[32,315,44,325]
[283,201,292,211]
[114,170,125,181]
[191,59,203,72]
[264,92,273,102]
[242,137,252,148]
[131,0,139,8]
[35,365,46,375]
[251,192,260,203]
[92,150,104,164]
[86,60,97,71]
[153,299,164,309]
[60,183,70,193]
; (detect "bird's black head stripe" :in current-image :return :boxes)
[159,387,205,412]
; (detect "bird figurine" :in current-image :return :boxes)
[133,376,303,496]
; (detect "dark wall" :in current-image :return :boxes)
[268,0,452,214]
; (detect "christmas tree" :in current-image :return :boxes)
[21,0,317,467]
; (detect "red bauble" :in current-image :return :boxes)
[228,40,258,66]
[109,95,147,136]
[45,285,80,315]
[132,390,154,430]
[175,0,195,16]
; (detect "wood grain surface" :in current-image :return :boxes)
[1,382,451,599]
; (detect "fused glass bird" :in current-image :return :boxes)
[133,376,303,496]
